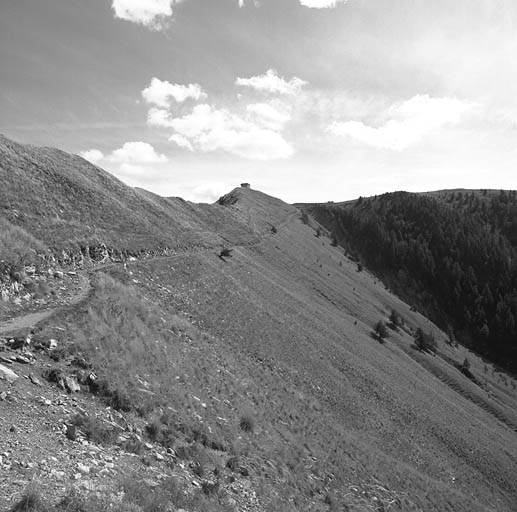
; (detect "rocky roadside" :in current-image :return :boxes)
[0,334,264,512]
[0,268,88,325]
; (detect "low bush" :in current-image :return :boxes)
[374,320,388,342]
[219,247,233,259]
[71,413,118,446]
[389,309,404,329]
[0,218,48,273]
[239,414,254,433]
[10,486,48,512]
[414,328,437,353]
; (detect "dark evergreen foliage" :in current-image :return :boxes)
[374,320,388,341]
[414,328,437,353]
[308,191,517,372]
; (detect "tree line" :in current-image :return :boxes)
[309,190,517,373]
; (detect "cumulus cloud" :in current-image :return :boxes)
[142,78,207,108]
[328,95,474,151]
[246,103,291,131]
[112,0,179,29]
[147,107,175,128]
[160,104,293,160]
[299,0,348,7]
[142,71,297,160]
[168,133,193,151]
[235,69,307,95]
[108,141,168,164]
[190,182,234,203]
[80,149,104,164]
[79,142,169,188]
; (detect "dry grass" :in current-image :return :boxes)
[0,218,48,271]
[10,477,233,512]
[27,185,517,511]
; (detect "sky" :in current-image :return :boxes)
[1,0,517,203]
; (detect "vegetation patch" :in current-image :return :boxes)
[71,413,118,446]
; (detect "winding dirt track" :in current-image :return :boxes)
[0,274,91,336]
[0,211,296,337]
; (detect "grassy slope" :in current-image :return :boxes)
[38,187,517,511]
[0,135,256,253]
[163,190,517,509]
[2,136,516,510]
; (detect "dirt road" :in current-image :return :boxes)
[0,274,90,336]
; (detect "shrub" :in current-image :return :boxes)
[226,455,240,472]
[331,236,338,247]
[389,309,403,329]
[145,419,161,441]
[88,377,131,412]
[0,218,48,271]
[219,247,233,259]
[300,212,309,225]
[271,225,278,234]
[121,475,187,512]
[10,486,48,512]
[239,414,254,433]
[71,413,118,446]
[414,328,437,353]
[460,357,473,379]
[374,320,388,342]
[357,263,363,272]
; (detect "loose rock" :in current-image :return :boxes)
[0,364,19,384]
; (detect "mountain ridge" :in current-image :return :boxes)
[1,135,517,511]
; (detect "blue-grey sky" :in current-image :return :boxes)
[1,0,517,202]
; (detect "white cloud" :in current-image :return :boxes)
[147,107,175,128]
[111,0,178,29]
[246,103,291,130]
[164,104,293,160]
[299,0,347,7]
[235,69,307,95]
[169,134,193,151]
[78,142,169,191]
[190,182,233,203]
[108,141,168,164]
[142,78,207,108]
[328,95,474,151]
[80,149,104,164]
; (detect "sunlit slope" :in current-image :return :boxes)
[2,133,516,510]
[0,135,257,253]
[132,187,517,511]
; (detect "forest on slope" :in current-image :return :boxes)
[305,190,517,373]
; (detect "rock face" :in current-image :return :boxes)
[0,364,19,384]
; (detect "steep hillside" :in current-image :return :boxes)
[1,137,517,511]
[302,192,517,373]
[0,134,257,258]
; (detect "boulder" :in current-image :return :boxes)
[66,424,77,441]
[64,376,80,393]
[29,373,42,387]
[0,364,19,384]
[15,355,32,364]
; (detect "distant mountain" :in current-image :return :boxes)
[302,190,517,372]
